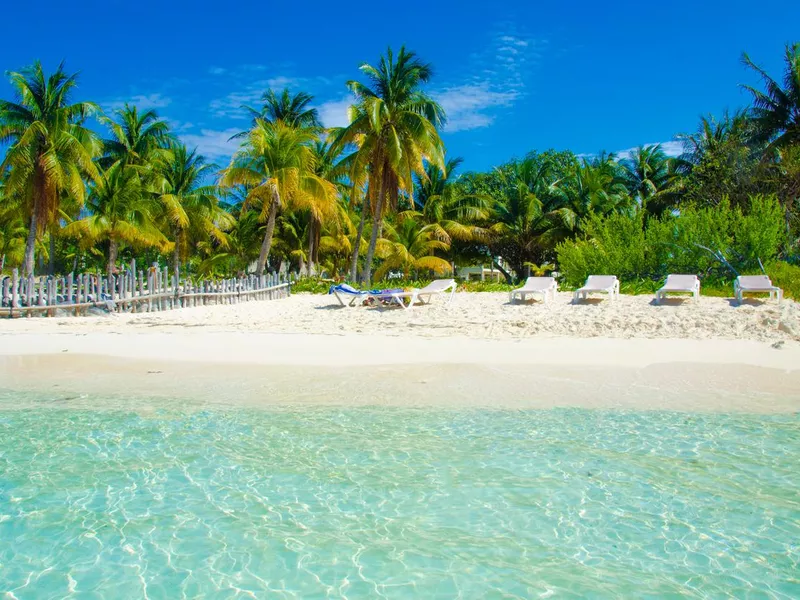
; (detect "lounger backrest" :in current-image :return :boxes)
[665,274,698,287]
[524,276,555,286]
[419,279,456,293]
[738,275,773,288]
[585,275,617,289]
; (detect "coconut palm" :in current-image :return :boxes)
[0,61,101,276]
[677,111,758,207]
[560,158,632,224]
[373,212,451,281]
[221,119,337,276]
[741,43,800,152]
[157,143,234,279]
[64,163,167,278]
[331,46,446,284]
[620,144,680,217]
[100,104,171,169]
[415,157,489,246]
[489,158,577,280]
[0,180,27,273]
[260,89,322,129]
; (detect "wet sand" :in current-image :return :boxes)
[1,332,798,413]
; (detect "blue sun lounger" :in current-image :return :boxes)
[329,283,369,307]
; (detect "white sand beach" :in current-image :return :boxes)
[1,291,798,412]
[2,290,799,342]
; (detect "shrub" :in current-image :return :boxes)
[766,261,800,300]
[291,277,332,294]
[732,194,786,268]
[556,195,787,286]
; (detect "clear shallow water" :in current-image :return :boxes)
[0,392,798,599]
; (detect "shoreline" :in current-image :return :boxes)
[2,293,798,412]
[1,333,798,413]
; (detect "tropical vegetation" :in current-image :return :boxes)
[1,44,798,295]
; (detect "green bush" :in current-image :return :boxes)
[459,280,516,292]
[555,211,657,287]
[766,261,800,300]
[556,195,787,287]
[291,277,332,294]
[732,194,786,268]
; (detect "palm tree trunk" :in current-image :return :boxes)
[172,229,182,281]
[349,201,368,282]
[108,239,118,282]
[23,211,37,277]
[307,217,314,277]
[0,254,5,274]
[255,197,279,276]
[48,230,56,276]
[360,176,386,285]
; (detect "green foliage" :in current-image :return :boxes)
[291,277,332,294]
[459,280,515,292]
[556,195,787,286]
[766,261,800,300]
[555,211,654,287]
[1,42,799,291]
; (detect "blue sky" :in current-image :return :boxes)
[1,1,798,171]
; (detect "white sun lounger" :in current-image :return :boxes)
[510,277,558,304]
[734,275,783,304]
[369,279,457,310]
[573,275,619,303]
[655,274,700,304]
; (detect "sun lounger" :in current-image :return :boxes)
[329,283,369,306]
[510,277,558,304]
[734,275,783,304]
[573,275,619,303]
[655,274,700,304]
[368,279,457,310]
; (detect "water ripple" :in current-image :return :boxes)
[0,393,798,598]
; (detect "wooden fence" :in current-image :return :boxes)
[1,260,293,318]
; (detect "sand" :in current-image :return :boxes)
[1,292,798,411]
[1,291,798,342]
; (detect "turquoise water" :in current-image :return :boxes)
[0,392,798,599]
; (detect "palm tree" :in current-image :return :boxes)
[157,143,233,279]
[332,47,446,284]
[560,158,632,224]
[64,163,167,278]
[489,158,577,280]
[260,89,322,129]
[741,43,800,152]
[100,104,171,169]
[0,61,101,276]
[373,212,452,281]
[677,111,758,207]
[620,145,680,217]
[0,179,27,273]
[221,119,337,276]
[415,157,489,247]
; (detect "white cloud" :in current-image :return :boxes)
[655,141,683,157]
[265,76,300,89]
[615,141,683,161]
[179,128,242,160]
[432,27,545,133]
[108,93,172,111]
[435,83,518,132]
[209,66,226,75]
[208,76,304,119]
[209,89,263,118]
[317,96,353,128]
